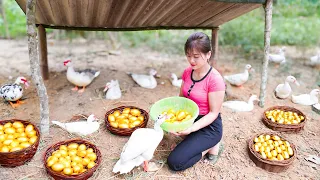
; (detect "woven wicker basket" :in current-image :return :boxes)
[247,133,297,173]
[105,106,149,136]
[262,106,306,132]
[0,119,40,167]
[44,139,101,180]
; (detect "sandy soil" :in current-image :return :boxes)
[0,39,319,180]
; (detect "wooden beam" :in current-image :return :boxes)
[210,28,219,68]
[259,0,273,107]
[38,24,49,80]
[212,0,266,3]
[39,24,219,31]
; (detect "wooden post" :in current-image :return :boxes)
[210,28,219,68]
[27,0,50,134]
[259,0,273,107]
[38,25,49,80]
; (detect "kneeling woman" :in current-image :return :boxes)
[167,32,225,171]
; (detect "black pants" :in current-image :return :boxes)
[167,114,223,171]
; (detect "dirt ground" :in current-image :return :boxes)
[0,38,319,180]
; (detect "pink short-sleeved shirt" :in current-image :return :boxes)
[182,66,225,115]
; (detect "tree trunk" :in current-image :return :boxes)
[0,0,10,39]
[26,0,50,134]
[259,0,273,107]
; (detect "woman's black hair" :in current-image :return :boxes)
[184,32,211,55]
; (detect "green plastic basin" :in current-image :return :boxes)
[149,96,199,132]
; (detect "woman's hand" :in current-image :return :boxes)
[170,127,193,136]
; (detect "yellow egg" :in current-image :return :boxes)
[266,151,273,159]
[260,151,267,159]
[256,142,262,147]
[77,150,87,158]
[287,147,294,156]
[26,130,37,138]
[87,161,96,169]
[113,110,121,117]
[259,146,265,153]
[19,132,27,137]
[254,137,259,143]
[108,114,116,123]
[128,116,138,122]
[20,142,32,148]
[53,152,62,158]
[265,147,271,153]
[87,148,94,154]
[71,156,82,163]
[12,122,24,129]
[80,169,87,173]
[68,149,77,157]
[6,134,14,140]
[0,131,3,135]
[25,124,34,133]
[119,119,129,124]
[118,123,129,129]
[277,154,284,161]
[130,121,141,128]
[17,137,28,143]
[59,145,68,151]
[73,165,81,173]
[47,159,56,167]
[68,143,79,150]
[51,163,65,172]
[86,153,97,161]
[3,139,13,145]
[29,136,38,144]
[176,111,187,121]
[276,146,282,154]
[10,140,20,148]
[272,135,280,141]
[122,113,129,118]
[61,160,71,168]
[110,121,118,128]
[78,144,87,151]
[130,109,141,116]
[271,150,278,157]
[59,149,68,157]
[65,156,71,161]
[182,115,192,122]
[71,161,78,168]
[1,146,10,152]
[284,141,290,147]
[0,125,3,131]
[82,157,91,166]
[283,151,290,159]
[265,135,271,141]
[254,144,260,152]
[10,146,22,152]
[63,167,73,175]
[262,142,268,147]
[0,134,6,142]
[47,156,58,163]
[4,123,12,128]
[273,141,279,147]
[137,115,144,122]
[4,127,16,134]
[122,108,131,114]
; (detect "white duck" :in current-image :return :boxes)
[0,77,30,108]
[128,69,157,89]
[224,64,252,87]
[292,89,319,106]
[310,53,320,66]
[222,95,259,112]
[113,114,169,174]
[63,60,100,93]
[170,73,182,87]
[51,114,100,136]
[274,76,300,99]
[104,79,121,100]
[269,46,286,64]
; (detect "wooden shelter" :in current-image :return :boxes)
[16,0,273,132]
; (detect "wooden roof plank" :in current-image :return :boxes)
[137,0,167,26]
[119,0,141,27]
[211,3,261,26]
[131,0,160,26]
[179,2,227,26]
[147,0,184,26]
[67,0,77,26]
[113,0,134,27]
[96,0,113,27]
[212,0,265,3]
[157,0,200,26]
[36,0,55,25]
[126,0,150,27]
[106,0,126,27]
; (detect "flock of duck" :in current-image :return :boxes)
[0,51,319,174]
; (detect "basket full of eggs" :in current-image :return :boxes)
[262,106,306,132]
[105,106,149,136]
[44,139,101,180]
[0,119,40,167]
[248,133,297,173]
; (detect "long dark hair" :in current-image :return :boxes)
[184,32,211,56]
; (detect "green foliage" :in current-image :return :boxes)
[0,0,319,54]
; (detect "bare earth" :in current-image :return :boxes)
[0,39,319,180]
